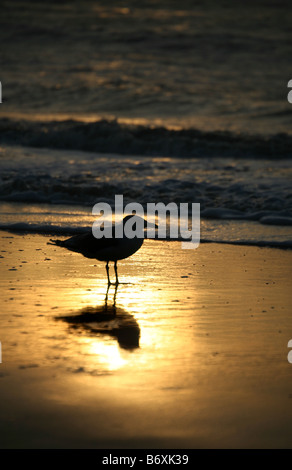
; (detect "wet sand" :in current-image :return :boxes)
[0,231,291,449]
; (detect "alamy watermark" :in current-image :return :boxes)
[288,339,292,364]
[92,195,200,249]
[288,80,292,104]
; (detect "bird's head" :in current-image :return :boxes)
[123,214,158,227]
[121,214,158,237]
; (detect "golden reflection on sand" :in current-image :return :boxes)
[55,285,141,371]
[1,233,292,448]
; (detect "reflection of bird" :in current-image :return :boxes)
[49,215,155,284]
[56,285,140,350]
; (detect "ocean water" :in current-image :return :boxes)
[1,0,292,134]
[0,144,291,247]
[0,0,291,246]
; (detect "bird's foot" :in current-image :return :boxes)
[108,281,133,286]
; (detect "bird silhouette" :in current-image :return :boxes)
[48,215,154,284]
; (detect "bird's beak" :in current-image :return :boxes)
[144,220,158,229]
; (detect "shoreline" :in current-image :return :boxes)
[0,227,291,250]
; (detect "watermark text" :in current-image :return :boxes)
[92,195,200,249]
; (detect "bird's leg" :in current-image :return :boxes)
[114,261,119,285]
[113,283,118,308]
[105,261,111,285]
[104,283,110,310]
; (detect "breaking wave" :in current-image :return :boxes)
[1,117,292,159]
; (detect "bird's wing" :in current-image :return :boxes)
[50,232,120,257]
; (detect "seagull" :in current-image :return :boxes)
[48,215,155,285]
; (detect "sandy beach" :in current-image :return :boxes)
[0,231,291,449]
